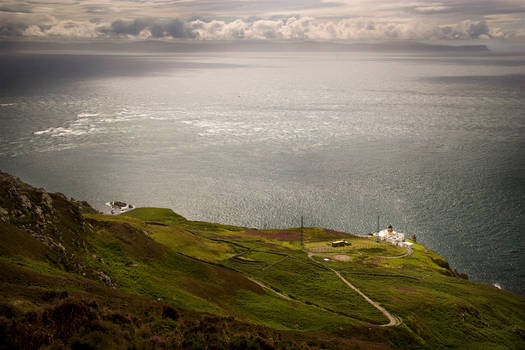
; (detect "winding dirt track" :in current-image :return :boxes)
[245,276,292,300]
[308,252,403,327]
[328,265,400,327]
[376,247,413,259]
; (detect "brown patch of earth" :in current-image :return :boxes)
[395,286,417,293]
[245,229,300,241]
[333,255,351,262]
[364,257,381,266]
[323,229,351,238]
[214,235,242,240]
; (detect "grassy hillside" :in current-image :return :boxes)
[0,171,524,349]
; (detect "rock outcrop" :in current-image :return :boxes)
[0,171,115,285]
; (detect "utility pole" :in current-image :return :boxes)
[377,215,380,233]
[300,216,304,250]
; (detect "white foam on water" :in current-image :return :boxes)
[0,103,16,107]
[149,116,170,121]
[33,128,54,135]
[33,126,88,137]
[55,129,87,137]
[77,113,100,118]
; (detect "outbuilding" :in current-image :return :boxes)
[402,241,414,248]
[331,240,350,247]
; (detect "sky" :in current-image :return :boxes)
[1,0,524,41]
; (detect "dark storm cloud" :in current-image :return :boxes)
[436,20,491,40]
[466,21,490,38]
[100,19,148,36]
[0,6,32,14]
[164,19,189,38]
[151,19,196,38]
[0,21,28,37]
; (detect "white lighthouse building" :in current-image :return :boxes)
[374,224,406,246]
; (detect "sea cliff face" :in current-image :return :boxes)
[0,170,524,350]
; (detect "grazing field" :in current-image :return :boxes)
[84,215,363,331]
[306,237,406,257]
[226,252,388,324]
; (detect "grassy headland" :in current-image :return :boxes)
[0,171,523,349]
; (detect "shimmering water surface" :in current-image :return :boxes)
[0,51,524,295]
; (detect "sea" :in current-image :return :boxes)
[0,47,524,295]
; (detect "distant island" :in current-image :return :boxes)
[0,39,490,54]
[0,170,524,349]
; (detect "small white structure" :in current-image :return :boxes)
[402,241,414,249]
[105,201,134,214]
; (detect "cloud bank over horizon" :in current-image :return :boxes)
[1,0,524,41]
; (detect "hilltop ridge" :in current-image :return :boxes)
[0,171,524,349]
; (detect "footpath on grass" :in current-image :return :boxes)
[307,251,405,327]
[328,266,401,327]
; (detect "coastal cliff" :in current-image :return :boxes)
[0,171,524,349]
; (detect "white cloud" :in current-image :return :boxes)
[1,0,524,41]
[23,20,101,39]
[184,17,512,41]
[5,16,516,41]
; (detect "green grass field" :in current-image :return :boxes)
[101,208,524,348]
[2,199,525,349]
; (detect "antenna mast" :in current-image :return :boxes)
[300,216,304,250]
